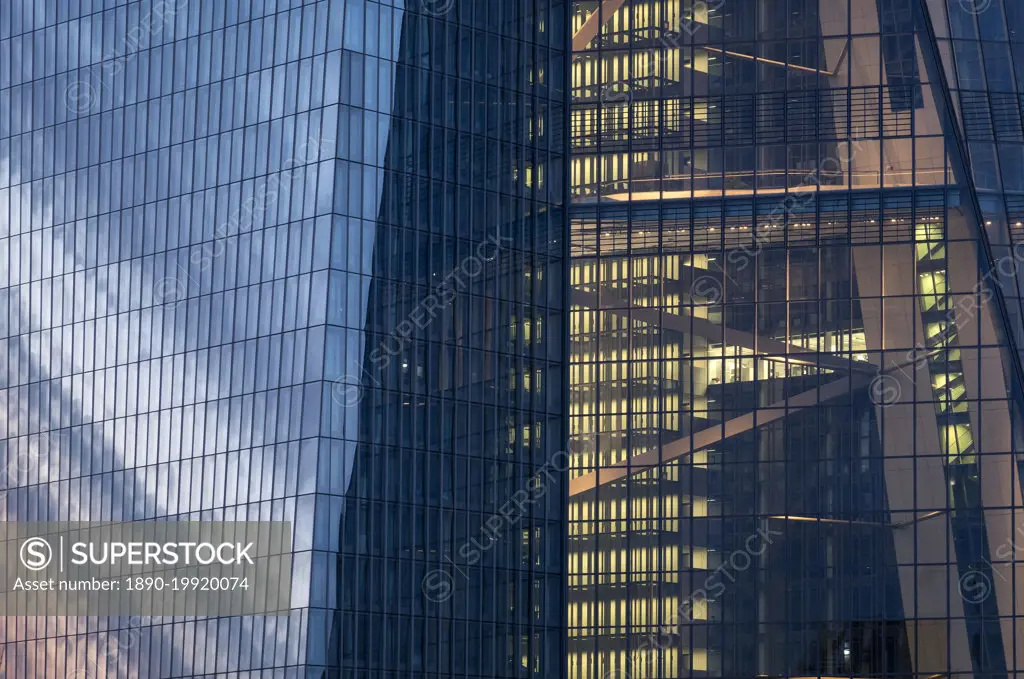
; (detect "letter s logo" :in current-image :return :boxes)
[20,537,53,571]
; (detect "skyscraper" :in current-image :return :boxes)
[0,0,567,676]
[569,1,1024,678]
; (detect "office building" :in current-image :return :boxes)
[0,0,567,676]
[569,1,1024,678]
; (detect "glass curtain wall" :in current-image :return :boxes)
[569,2,1024,679]
[924,0,1024,374]
[322,0,568,676]
[0,0,567,677]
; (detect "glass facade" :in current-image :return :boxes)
[926,0,1024,370]
[0,0,567,677]
[570,2,1024,679]
[324,0,568,676]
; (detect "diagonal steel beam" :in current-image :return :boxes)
[765,510,948,529]
[569,372,869,496]
[572,288,876,375]
[701,42,848,77]
[572,0,628,51]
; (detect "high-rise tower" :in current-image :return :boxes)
[0,0,568,676]
[569,1,1024,678]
